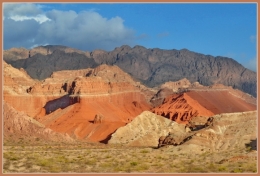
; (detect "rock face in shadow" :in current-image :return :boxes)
[4,45,257,97]
[7,49,97,80]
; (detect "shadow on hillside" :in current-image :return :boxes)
[44,94,79,114]
[99,132,114,144]
[191,125,206,131]
[245,139,257,151]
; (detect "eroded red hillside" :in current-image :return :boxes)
[152,90,256,124]
[152,93,214,124]
[3,63,151,143]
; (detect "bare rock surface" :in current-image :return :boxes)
[161,78,191,91]
[108,111,186,147]
[152,93,215,124]
[3,102,74,144]
[167,111,257,154]
[109,110,256,154]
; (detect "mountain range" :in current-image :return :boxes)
[4,45,257,97]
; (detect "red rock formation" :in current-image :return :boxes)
[4,62,151,143]
[34,90,150,142]
[152,93,214,124]
[152,90,256,124]
[93,114,104,124]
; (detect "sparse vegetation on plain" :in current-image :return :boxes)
[3,142,257,173]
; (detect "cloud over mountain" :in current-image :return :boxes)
[3,3,135,51]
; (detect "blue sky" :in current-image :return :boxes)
[3,3,257,71]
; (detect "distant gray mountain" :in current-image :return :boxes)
[6,48,97,80]
[4,45,257,97]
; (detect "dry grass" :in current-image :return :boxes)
[3,141,257,173]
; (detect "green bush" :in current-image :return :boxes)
[130,161,138,166]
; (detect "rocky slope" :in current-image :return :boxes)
[152,93,215,124]
[4,45,257,97]
[152,89,256,124]
[108,111,183,147]
[3,61,46,117]
[109,110,257,152]
[3,102,74,144]
[172,111,257,153]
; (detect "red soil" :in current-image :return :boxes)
[186,91,256,114]
[35,93,150,142]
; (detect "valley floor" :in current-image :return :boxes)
[3,141,257,173]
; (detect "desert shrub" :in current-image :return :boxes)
[49,166,61,173]
[218,166,227,172]
[136,164,149,171]
[4,152,20,161]
[189,166,206,173]
[105,155,111,159]
[130,161,138,166]
[36,158,53,167]
[207,163,216,171]
[85,159,97,165]
[99,162,113,168]
[246,146,252,152]
[3,161,10,170]
[232,168,243,173]
[140,149,149,153]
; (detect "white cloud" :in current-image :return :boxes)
[3,4,136,51]
[3,3,42,17]
[30,43,49,49]
[9,14,51,24]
